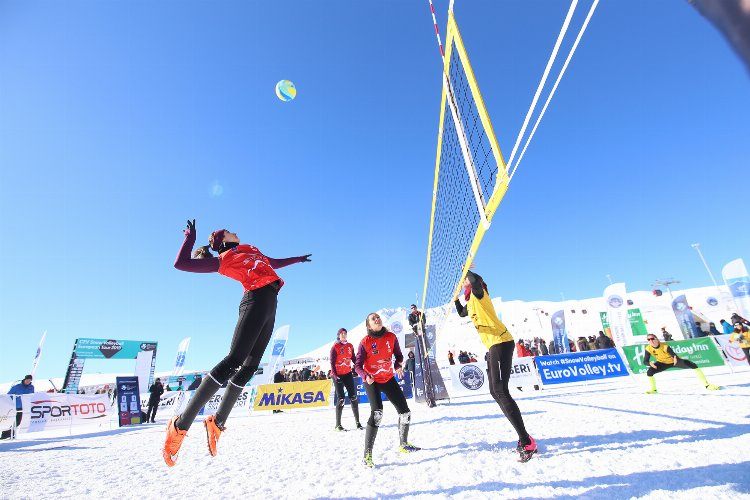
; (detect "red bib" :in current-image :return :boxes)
[360,332,397,383]
[218,244,283,292]
[334,342,355,376]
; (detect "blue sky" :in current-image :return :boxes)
[1,0,748,383]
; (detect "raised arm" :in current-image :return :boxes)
[454,298,468,317]
[173,220,220,273]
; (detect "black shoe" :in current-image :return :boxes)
[356,423,364,430]
[334,425,347,432]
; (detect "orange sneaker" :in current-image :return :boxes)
[204,415,223,457]
[163,416,187,467]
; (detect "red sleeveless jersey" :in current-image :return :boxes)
[360,332,398,383]
[218,244,283,292]
[333,342,355,376]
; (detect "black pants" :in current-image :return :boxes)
[364,377,409,426]
[146,401,159,423]
[646,358,697,376]
[743,347,750,366]
[0,410,22,439]
[334,372,357,403]
[177,282,279,431]
[487,341,530,443]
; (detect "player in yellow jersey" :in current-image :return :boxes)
[729,324,750,366]
[643,334,720,393]
[454,270,537,462]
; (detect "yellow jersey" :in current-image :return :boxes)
[466,292,513,349]
[730,330,750,349]
[645,343,675,364]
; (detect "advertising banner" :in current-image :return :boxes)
[621,337,726,375]
[535,349,629,385]
[551,310,570,353]
[19,393,110,433]
[713,334,749,367]
[604,283,633,346]
[260,326,289,386]
[671,295,702,339]
[116,376,142,427]
[345,372,413,404]
[722,258,750,319]
[413,332,450,405]
[253,380,331,411]
[31,331,47,377]
[447,357,538,396]
[172,337,191,377]
[139,391,184,415]
[628,309,648,336]
[0,396,15,432]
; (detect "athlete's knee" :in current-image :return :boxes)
[211,355,245,383]
[369,409,383,427]
[336,398,345,409]
[398,411,411,423]
[230,364,257,387]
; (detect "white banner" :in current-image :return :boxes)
[140,388,254,419]
[604,283,633,347]
[30,331,47,378]
[19,393,110,433]
[714,334,749,367]
[722,258,750,320]
[447,357,539,396]
[0,395,16,432]
[260,325,290,385]
[134,350,154,398]
[172,337,191,377]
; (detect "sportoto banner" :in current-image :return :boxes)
[253,380,331,411]
[713,334,749,367]
[0,395,15,432]
[621,337,726,375]
[448,357,538,396]
[535,349,629,385]
[19,393,110,433]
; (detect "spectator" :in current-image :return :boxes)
[661,327,673,341]
[729,324,750,366]
[516,340,531,358]
[720,319,734,334]
[569,339,576,352]
[587,336,597,351]
[448,351,455,365]
[539,339,549,356]
[1,375,34,440]
[408,304,427,336]
[708,322,721,336]
[595,331,612,349]
[548,340,557,355]
[576,337,589,352]
[405,351,416,378]
[146,378,164,423]
[272,369,286,413]
[458,351,470,363]
[731,313,750,328]
[468,353,478,362]
[694,322,707,338]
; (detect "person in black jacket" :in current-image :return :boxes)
[595,331,612,349]
[408,304,426,335]
[272,369,286,413]
[147,379,164,423]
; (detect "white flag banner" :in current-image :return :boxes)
[447,357,538,397]
[0,396,16,432]
[262,325,290,385]
[30,331,47,378]
[19,393,110,433]
[722,258,750,320]
[604,283,633,346]
[713,334,750,368]
[172,337,191,377]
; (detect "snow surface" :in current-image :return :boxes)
[2,369,750,499]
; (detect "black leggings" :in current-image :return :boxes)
[646,358,697,376]
[743,347,750,366]
[364,377,409,426]
[176,283,279,430]
[334,372,357,403]
[487,341,529,443]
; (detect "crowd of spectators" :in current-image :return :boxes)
[273,367,332,383]
[447,350,478,365]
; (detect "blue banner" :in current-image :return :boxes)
[116,376,143,426]
[534,349,629,385]
[551,310,570,353]
[672,295,702,339]
[342,372,413,404]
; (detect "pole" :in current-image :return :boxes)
[606,274,613,285]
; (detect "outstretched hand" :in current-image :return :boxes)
[184,219,196,236]
[300,254,312,262]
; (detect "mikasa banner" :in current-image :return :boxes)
[604,283,633,346]
[447,357,538,397]
[19,393,110,433]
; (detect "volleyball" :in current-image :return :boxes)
[275,80,296,102]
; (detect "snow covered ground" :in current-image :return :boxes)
[2,369,750,499]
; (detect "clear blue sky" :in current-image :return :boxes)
[1,1,748,383]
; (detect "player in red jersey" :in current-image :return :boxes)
[330,328,363,431]
[163,219,311,466]
[355,312,420,467]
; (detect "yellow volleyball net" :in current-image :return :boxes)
[421,12,510,311]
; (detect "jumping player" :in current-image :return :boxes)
[163,219,311,466]
[454,270,538,462]
[643,334,720,393]
[330,328,363,431]
[355,312,420,467]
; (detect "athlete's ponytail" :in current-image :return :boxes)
[192,245,214,259]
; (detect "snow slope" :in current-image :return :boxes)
[2,370,749,499]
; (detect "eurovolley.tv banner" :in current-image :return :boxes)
[722,258,750,320]
[535,349,629,385]
[621,337,726,375]
[551,310,570,353]
[671,295,702,339]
